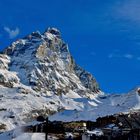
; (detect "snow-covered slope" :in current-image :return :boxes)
[0,27,140,137]
[50,89,140,122]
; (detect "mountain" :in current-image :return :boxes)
[0,27,140,135]
[0,27,101,132]
[4,28,100,95]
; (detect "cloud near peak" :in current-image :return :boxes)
[4,27,20,39]
[123,54,133,59]
[108,52,140,62]
[108,52,133,60]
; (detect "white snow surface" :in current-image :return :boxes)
[0,130,45,140]
[49,91,140,122]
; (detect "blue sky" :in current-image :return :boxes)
[0,0,140,93]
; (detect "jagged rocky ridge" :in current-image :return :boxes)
[0,27,140,133]
[4,28,100,95]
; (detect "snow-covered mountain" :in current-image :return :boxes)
[0,27,140,134]
[50,88,140,122]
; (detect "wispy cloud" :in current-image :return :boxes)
[108,53,140,62]
[115,0,140,23]
[123,54,133,59]
[4,27,19,39]
[108,53,120,58]
[108,52,133,60]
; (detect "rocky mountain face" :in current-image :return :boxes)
[0,54,19,88]
[4,27,100,96]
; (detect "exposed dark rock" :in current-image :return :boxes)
[36,116,45,122]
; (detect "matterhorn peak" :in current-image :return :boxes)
[2,27,100,96]
[45,27,61,37]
